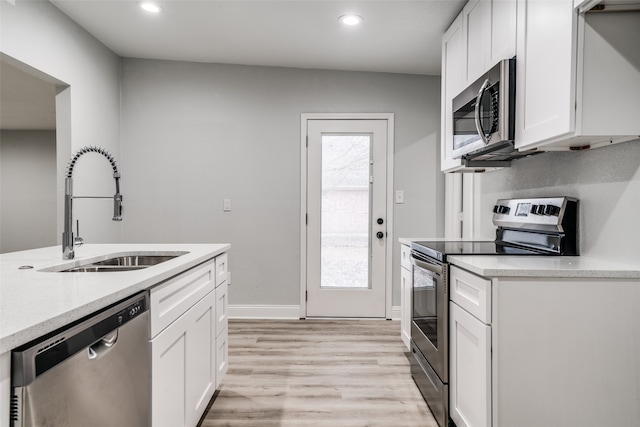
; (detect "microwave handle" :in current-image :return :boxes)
[474,78,491,145]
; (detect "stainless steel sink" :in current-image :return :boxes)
[41,251,190,273]
[64,266,147,272]
[63,255,181,272]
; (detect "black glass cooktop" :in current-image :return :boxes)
[411,240,549,263]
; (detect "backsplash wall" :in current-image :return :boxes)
[473,139,640,265]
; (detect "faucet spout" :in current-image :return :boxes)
[62,146,122,260]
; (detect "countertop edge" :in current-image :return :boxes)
[0,244,230,353]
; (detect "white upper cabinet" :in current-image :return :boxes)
[441,14,465,172]
[488,0,517,66]
[462,0,490,86]
[515,1,640,151]
[515,0,576,148]
[463,0,517,86]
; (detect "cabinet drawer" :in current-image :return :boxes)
[400,244,411,271]
[215,280,228,337]
[450,266,491,324]
[215,253,228,287]
[150,259,216,338]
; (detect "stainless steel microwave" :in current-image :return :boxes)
[452,57,515,160]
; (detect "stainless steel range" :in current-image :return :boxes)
[409,197,579,427]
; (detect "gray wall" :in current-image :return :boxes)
[120,58,443,309]
[472,140,640,265]
[0,131,57,253]
[1,0,122,246]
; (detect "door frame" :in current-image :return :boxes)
[299,113,395,319]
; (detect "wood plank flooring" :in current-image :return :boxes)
[200,319,437,427]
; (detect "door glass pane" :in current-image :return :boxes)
[320,134,371,289]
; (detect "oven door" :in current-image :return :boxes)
[411,251,448,383]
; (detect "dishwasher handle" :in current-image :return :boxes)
[87,330,119,360]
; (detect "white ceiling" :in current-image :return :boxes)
[50,0,465,75]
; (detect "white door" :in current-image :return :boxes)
[305,119,388,317]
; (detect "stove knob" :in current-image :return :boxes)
[545,205,561,216]
[530,204,538,214]
[493,205,499,213]
[536,204,546,215]
[497,205,510,214]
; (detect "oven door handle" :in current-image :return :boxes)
[410,256,443,275]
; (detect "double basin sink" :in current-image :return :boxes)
[42,252,189,273]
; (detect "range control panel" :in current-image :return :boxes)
[492,197,578,231]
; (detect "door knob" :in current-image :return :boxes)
[376,231,384,239]
[377,218,384,225]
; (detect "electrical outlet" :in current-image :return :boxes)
[395,190,404,204]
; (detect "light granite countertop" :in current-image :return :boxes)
[399,237,640,279]
[0,243,230,353]
[448,255,640,279]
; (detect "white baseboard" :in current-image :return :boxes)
[229,304,402,320]
[229,304,301,319]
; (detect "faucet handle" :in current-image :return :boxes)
[74,219,84,246]
[113,193,123,221]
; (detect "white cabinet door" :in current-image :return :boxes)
[152,308,189,427]
[463,0,516,86]
[400,264,412,349]
[450,302,491,427]
[441,13,465,172]
[488,0,516,66]
[462,0,491,85]
[515,0,576,149]
[152,291,216,427]
[186,291,217,427]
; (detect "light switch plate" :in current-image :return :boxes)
[395,190,404,204]
[223,199,231,211]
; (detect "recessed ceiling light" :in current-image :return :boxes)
[139,2,163,13]
[339,15,363,26]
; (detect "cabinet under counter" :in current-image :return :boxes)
[448,257,640,427]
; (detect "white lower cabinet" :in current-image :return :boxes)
[449,263,640,427]
[187,292,217,424]
[450,302,491,427]
[152,290,216,427]
[150,254,229,427]
[449,266,492,427]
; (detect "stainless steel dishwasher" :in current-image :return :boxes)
[10,292,150,427]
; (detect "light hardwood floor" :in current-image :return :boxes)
[200,319,437,427]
